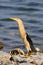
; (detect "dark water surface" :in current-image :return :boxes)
[0,0,43,52]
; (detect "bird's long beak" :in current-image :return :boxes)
[9,18,19,21]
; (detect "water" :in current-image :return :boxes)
[0,0,43,52]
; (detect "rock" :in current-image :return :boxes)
[0,51,43,65]
[0,42,4,50]
[41,63,43,65]
[10,48,25,56]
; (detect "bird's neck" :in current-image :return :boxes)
[17,19,26,39]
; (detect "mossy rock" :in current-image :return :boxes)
[0,42,4,50]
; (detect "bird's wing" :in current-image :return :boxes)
[26,33,36,52]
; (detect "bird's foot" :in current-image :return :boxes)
[24,52,34,58]
[24,53,29,58]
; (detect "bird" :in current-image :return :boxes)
[9,17,40,55]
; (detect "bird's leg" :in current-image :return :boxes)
[24,51,31,58]
[28,51,34,56]
[24,50,34,58]
[24,53,29,58]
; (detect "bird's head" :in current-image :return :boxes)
[10,17,19,21]
[9,17,22,24]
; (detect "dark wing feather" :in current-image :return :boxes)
[26,33,36,52]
